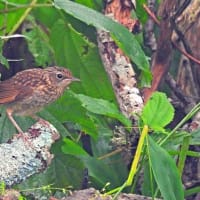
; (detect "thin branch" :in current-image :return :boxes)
[143,4,160,25]
[172,41,200,65]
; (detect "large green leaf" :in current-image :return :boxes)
[54,0,151,86]
[73,93,131,128]
[50,19,115,101]
[80,155,126,188]
[141,92,174,132]
[90,119,114,157]
[47,91,99,139]
[38,110,72,138]
[148,136,184,200]
[62,138,88,156]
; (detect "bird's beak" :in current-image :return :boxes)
[71,77,80,82]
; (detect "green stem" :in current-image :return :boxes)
[107,125,149,197]
[177,135,190,175]
[159,102,200,146]
[126,125,148,185]
[0,3,52,14]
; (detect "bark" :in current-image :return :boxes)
[97,0,143,118]
[0,120,59,187]
[143,0,179,102]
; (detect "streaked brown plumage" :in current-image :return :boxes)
[0,66,79,133]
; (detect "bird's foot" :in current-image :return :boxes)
[14,132,33,148]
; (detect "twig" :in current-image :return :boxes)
[172,41,200,65]
[165,73,196,108]
[143,4,160,25]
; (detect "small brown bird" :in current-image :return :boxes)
[0,66,79,133]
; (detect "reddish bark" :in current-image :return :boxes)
[143,0,178,102]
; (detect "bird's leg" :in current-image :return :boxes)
[6,108,23,133]
[6,108,33,147]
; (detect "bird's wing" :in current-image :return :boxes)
[0,68,44,104]
[0,81,33,104]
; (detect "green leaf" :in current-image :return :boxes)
[73,93,131,128]
[80,155,126,188]
[0,0,31,35]
[62,138,88,156]
[0,106,38,142]
[147,136,184,200]
[135,0,148,24]
[75,0,97,9]
[22,16,54,67]
[54,0,151,86]
[38,109,72,138]
[47,91,99,139]
[32,2,61,28]
[90,120,113,157]
[191,128,200,145]
[61,147,127,188]
[0,40,9,68]
[0,53,9,68]
[141,92,174,132]
[0,107,18,142]
[142,161,157,197]
[90,117,129,186]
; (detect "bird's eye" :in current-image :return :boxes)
[56,73,63,79]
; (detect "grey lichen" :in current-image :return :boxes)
[0,120,60,186]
